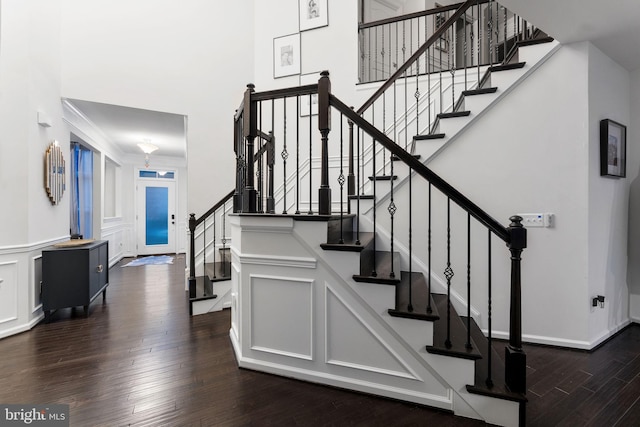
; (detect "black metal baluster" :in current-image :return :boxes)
[222,200,227,277]
[495,3,500,63]
[427,183,433,314]
[388,82,396,280]
[486,229,493,387]
[444,197,454,348]
[381,24,385,80]
[382,93,386,176]
[348,109,355,204]
[375,26,378,81]
[450,25,456,111]
[503,5,507,64]
[476,1,481,82]
[338,113,345,243]
[203,217,207,290]
[258,101,264,213]
[466,212,472,350]
[464,6,469,91]
[356,126,361,246]
[296,95,301,214]
[308,93,313,214]
[371,135,377,278]
[282,98,289,214]
[212,213,216,279]
[488,0,493,68]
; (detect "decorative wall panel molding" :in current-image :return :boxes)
[0,261,19,325]
[325,284,420,381]
[250,274,314,360]
[240,253,316,269]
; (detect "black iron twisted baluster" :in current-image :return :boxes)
[444,197,454,349]
[282,97,289,214]
[486,229,493,387]
[388,82,396,279]
[466,212,472,350]
[495,4,500,63]
[488,0,493,68]
[338,113,345,244]
[381,25,385,80]
[503,6,507,64]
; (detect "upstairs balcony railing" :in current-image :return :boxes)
[359,0,539,84]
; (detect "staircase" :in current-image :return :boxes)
[192,1,560,424]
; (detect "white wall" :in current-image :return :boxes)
[60,0,255,217]
[253,0,358,102]
[587,44,631,343]
[627,69,640,321]
[0,0,70,339]
[423,43,593,346]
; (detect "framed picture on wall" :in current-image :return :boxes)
[600,119,626,178]
[299,0,328,32]
[299,72,320,116]
[274,33,301,78]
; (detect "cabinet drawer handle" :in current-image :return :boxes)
[96,265,104,273]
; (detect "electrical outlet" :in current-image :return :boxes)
[518,213,554,228]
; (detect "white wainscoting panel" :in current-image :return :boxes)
[31,255,43,314]
[0,261,19,325]
[325,284,419,381]
[250,274,313,360]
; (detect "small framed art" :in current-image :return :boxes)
[299,0,328,32]
[600,119,626,178]
[274,33,301,78]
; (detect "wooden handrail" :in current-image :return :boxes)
[194,189,235,227]
[359,1,468,30]
[332,94,510,243]
[357,0,477,115]
[252,84,318,102]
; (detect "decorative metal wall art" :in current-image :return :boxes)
[45,141,66,204]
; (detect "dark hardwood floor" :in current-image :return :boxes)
[1,255,639,426]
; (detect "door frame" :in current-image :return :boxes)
[135,169,178,255]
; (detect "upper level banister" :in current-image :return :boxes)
[194,189,235,227]
[252,84,318,102]
[332,94,510,243]
[356,0,476,115]
[359,1,472,30]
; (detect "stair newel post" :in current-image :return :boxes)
[318,70,332,215]
[188,213,196,299]
[267,131,275,214]
[505,215,527,394]
[233,110,243,213]
[243,83,258,213]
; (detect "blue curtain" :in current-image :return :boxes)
[70,143,93,239]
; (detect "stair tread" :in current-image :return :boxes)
[204,261,232,282]
[414,133,445,141]
[190,276,218,302]
[353,251,401,285]
[426,293,482,360]
[368,175,398,181]
[438,111,471,119]
[388,271,439,321]
[463,316,527,403]
[489,62,526,72]
[321,232,375,252]
[348,194,375,200]
[391,154,421,161]
[462,87,498,96]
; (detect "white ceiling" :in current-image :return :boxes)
[65,99,187,159]
[499,0,640,71]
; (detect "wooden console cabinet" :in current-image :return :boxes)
[42,240,109,321]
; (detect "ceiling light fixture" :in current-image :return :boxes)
[137,140,158,168]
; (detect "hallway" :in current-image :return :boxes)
[0,256,638,426]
